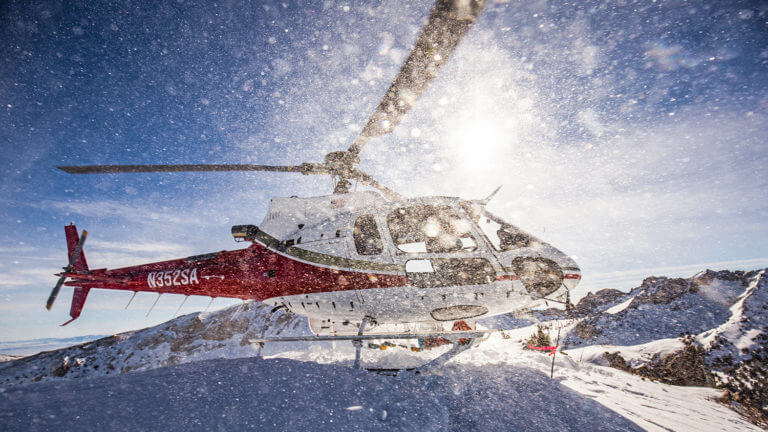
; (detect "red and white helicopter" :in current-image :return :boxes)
[47,0,580,368]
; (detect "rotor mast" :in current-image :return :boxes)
[333,0,486,193]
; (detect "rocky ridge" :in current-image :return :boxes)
[565,268,767,426]
[0,302,304,387]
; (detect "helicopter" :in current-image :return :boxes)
[46,0,580,368]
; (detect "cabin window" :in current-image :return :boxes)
[387,205,477,254]
[461,202,531,251]
[405,258,495,288]
[353,214,383,255]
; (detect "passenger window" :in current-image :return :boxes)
[477,217,530,250]
[387,205,477,254]
[353,214,383,255]
[461,202,530,251]
[405,258,495,288]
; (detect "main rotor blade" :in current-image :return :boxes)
[57,164,320,175]
[347,0,486,157]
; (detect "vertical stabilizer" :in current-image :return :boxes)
[51,224,92,326]
[62,287,91,326]
[64,224,89,272]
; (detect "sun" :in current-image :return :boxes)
[445,113,516,173]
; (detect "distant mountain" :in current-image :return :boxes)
[0,335,107,357]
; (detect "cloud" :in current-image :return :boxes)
[48,200,205,226]
[88,239,188,255]
[0,266,58,288]
[0,246,39,254]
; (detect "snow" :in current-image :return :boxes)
[0,357,649,432]
[605,296,634,315]
[570,338,686,368]
[0,302,307,387]
[269,331,757,431]
[0,331,758,431]
[0,269,766,431]
[699,269,767,361]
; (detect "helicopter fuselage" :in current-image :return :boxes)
[59,191,580,331]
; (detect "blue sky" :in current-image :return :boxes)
[1,0,767,341]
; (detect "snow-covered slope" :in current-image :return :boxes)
[702,269,767,362]
[558,268,768,425]
[0,302,305,387]
[0,268,765,430]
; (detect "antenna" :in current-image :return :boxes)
[476,185,503,206]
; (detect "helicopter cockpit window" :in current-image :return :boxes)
[353,214,383,255]
[461,202,531,251]
[387,205,477,254]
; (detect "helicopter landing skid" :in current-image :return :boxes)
[249,329,494,373]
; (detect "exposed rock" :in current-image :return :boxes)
[690,269,746,293]
[51,356,71,378]
[602,352,631,372]
[631,277,690,306]
[574,289,626,315]
[523,324,552,349]
[633,339,716,387]
[714,332,768,428]
[572,319,601,339]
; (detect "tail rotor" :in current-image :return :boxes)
[46,227,87,310]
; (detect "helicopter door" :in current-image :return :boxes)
[352,214,384,256]
[347,213,393,313]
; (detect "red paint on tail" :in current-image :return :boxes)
[65,224,89,272]
[62,224,90,325]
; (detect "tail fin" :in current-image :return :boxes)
[61,224,91,326]
[65,224,89,272]
[63,286,91,326]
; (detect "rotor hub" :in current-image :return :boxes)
[324,151,359,175]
